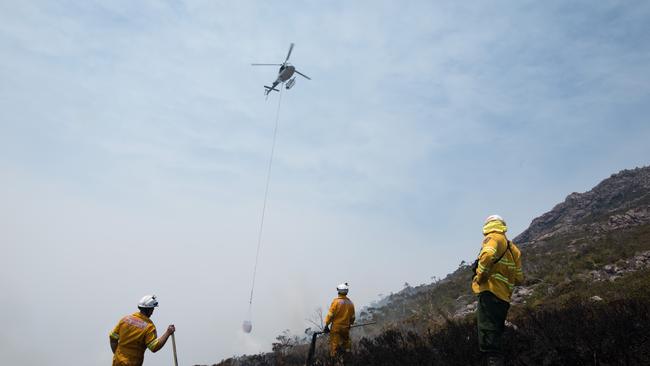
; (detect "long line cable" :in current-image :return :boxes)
[248,87,284,315]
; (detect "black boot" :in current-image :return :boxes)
[485,354,504,366]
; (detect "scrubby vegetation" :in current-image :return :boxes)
[352,294,650,366]
[212,289,650,365]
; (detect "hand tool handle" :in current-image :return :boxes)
[171,333,178,366]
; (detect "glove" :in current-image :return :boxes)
[323,325,330,334]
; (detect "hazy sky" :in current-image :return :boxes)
[2,1,650,365]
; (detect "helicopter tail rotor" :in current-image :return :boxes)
[264,85,280,95]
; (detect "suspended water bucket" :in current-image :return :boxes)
[242,320,252,333]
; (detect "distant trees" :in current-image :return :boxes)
[271,329,299,354]
[305,307,324,333]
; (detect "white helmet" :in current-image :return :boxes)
[484,214,505,225]
[336,283,349,295]
[138,295,159,309]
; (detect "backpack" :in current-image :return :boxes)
[471,240,511,275]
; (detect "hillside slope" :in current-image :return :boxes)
[207,166,650,366]
[362,166,650,329]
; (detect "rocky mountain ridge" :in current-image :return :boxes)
[514,166,650,245]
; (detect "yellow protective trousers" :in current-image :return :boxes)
[328,330,351,357]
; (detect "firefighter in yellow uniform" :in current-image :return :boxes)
[109,295,176,366]
[323,282,356,358]
[472,215,524,366]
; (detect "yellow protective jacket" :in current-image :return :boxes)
[472,231,523,302]
[324,295,355,332]
[110,312,158,366]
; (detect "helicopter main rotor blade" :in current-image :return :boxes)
[295,70,311,80]
[251,63,283,66]
[285,43,294,63]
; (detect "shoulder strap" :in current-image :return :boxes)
[494,240,511,264]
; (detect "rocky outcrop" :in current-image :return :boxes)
[515,167,650,245]
[583,250,650,282]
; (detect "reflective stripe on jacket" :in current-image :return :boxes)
[324,295,356,332]
[472,232,523,302]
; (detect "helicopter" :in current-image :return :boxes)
[252,43,311,96]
